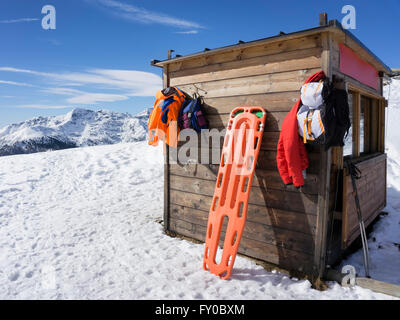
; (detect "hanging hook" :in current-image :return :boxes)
[193,83,207,96]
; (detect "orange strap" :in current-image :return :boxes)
[318,112,325,134]
[303,83,308,94]
[307,110,314,137]
[303,110,315,143]
[314,80,323,98]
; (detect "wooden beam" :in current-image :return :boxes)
[169,47,322,85]
[154,30,326,68]
[378,99,387,153]
[331,146,343,170]
[324,269,400,298]
[319,13,328,26]
[362,96,371,154]
[347,82,382,100]
[313,32,332,277]
[356,278,400,298]
[163,49,173,232]
[342,166,349,248]
[353,91,361,157]
[370,99,379,153]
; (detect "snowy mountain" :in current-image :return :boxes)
[0,108,151,156]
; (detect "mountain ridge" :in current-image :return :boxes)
[0,108,151,156]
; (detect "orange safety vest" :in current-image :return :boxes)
[148,87,186,148]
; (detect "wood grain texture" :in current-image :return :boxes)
[169,182,319,215]
[312,32,332,277]
[169,203,317,235]
[168,148,322,174]
[169,163,320,194]
[201,91,299,114]
[176,68,321,99]
[167,34,322,73]
[341,154,387,248]
[170,48,322,86]
[169,217,314,273]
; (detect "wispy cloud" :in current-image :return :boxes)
[0,67,45,75]
[0,18,39,24]
[42,87,129,104]
[68,92,129,104]
[15,104,71,110]
[0,79,34,87]
[42,87,82,96]
[175,30,199,34]
[92,0,204,29]
[0,67,162,94]
[0,66,162,105]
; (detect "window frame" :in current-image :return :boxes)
[345,84,386,160]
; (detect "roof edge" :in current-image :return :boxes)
[151,19,392,75]
[332,20,392,74]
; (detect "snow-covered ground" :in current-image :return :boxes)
[1,80,400,300]
[0,141,396,300]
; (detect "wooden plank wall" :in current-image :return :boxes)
[165,34,325,274]
[341,154,387,248]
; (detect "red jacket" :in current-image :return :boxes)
[276,71,325,187]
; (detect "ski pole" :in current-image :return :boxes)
[346,161,371,278]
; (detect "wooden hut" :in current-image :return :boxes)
[151,16,392,278]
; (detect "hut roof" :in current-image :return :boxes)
[152,20,392,75]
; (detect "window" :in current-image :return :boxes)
[343,89,383,159]
[343,92,353,156]
[360,97,366,154]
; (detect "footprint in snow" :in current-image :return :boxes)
[0,188,22,195]
[96,170,108,176]
[82,172,92,179]
[97,160,106,168]
[8,272,20,282]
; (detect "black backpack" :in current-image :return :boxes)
[323,87,351,150]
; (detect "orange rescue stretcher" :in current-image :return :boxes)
[203,106,266,280]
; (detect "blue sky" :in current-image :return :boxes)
[0,0,399,128]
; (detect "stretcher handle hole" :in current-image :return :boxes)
[231,231,238,246]
[212,197,219,211]
[208,224,213,239]
[247,156,254,171]
[242,177,249,193]
[254,137,259,149]
[238,202,244,217]
[227,255,232,266]
[217,173,224,188]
